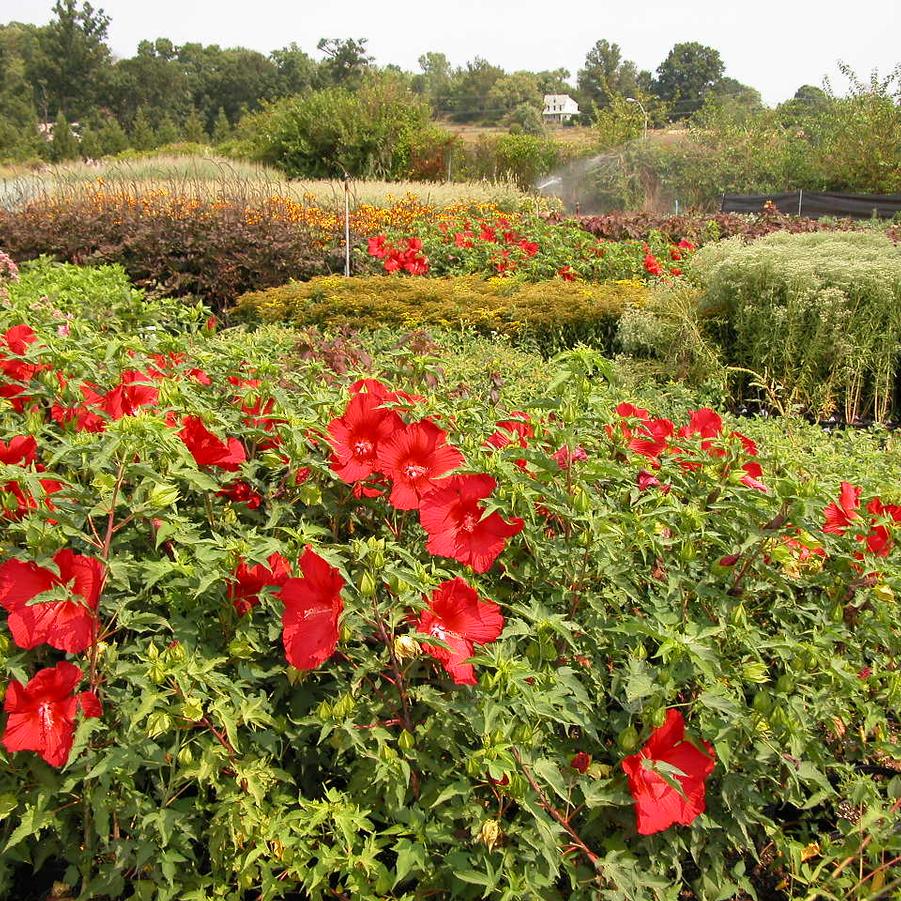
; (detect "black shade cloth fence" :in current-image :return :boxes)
[720,191,901,220]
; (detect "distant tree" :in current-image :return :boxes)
[182,107,208,143]
[506,104,546,135]
[96,115,128,154]
[535,68,571,95]
[413,51,455,112]
[446,57,505,122]
[28,0,112,119]
[78,123,103,159]
[211,107,232,144]
[130,107,157,150]
[155,114,181,145]
[486,72,544,125]
[652,42,725,118]
[49,110,80,161]
[0,23,44,160]
[105,38,193,125]
[270,43,319,95]
[316,37,372,89]
[577,40,648,113]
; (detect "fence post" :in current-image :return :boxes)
[797,189,803,217]
[344,173,351,277]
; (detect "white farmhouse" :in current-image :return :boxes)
[542,94,580,124]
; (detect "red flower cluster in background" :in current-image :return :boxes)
[611,403,767,492]
[823,480,901,558]
[367,235,429,275]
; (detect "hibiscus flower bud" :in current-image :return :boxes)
[398,729,415,751]
[393,634,421,661]
[177,746,193,766]
[148,482,180,509]
[618,724,639,751]
[570,751,591,773]
[358,570,377,598]
[478,819,502,851]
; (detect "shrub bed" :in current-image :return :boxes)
[363,213,696,284]
[0,259,898,899]
[692,232,901,423]
[235,276,651,354]
[571,208,899,245]
[0,192,340,312]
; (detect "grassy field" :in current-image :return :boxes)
[0,153,546,212]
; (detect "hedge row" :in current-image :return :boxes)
[235,276,650,354]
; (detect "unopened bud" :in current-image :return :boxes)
[393,634,421,661]
[479,819,502,852]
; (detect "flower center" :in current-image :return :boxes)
[404,462,428,481]
[352,438,374,459]
[461,512,478,533]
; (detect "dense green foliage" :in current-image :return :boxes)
[619,232,901,422]
[0,259,899,900]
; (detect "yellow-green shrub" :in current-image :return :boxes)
[234,276,649,353]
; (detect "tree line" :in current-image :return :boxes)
[1,0,784,163]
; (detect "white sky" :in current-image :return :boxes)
[4,0,899,106]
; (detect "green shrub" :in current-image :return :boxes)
[235,275,650,354]
[0,263,899,900]
[689,231,901,421]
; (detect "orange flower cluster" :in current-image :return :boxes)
[32,187,507,247]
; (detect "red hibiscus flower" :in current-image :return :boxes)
[413,577,504,685]
[0,549,104,653]
[279,547,344,670]
[0,435,37,465]
[367,235,388,259]
[863,497,901,557]
[217,480,263,509]
[621,709,716,835]
[228,552,291,616]
[1,661,101,768]
[51,402,106,433]
[628,418,674,464]
[1,324,37,355]
[643,253,663,277]
[740,461,768,492]
[327,391,403,484]
[95,370,159,419]
[178,416,246,471]
[571,751,592,773]
[518,239,539,256]
[616,402,649,420]
[377,419,464,510]
[419,474,524,573]
[677,239,696,251]
[637,469,662,491]
[823,481,861,534]
[558,265,576,281]
[552,445,587,469]
[678,408,723,443]
[486,414,534,452]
